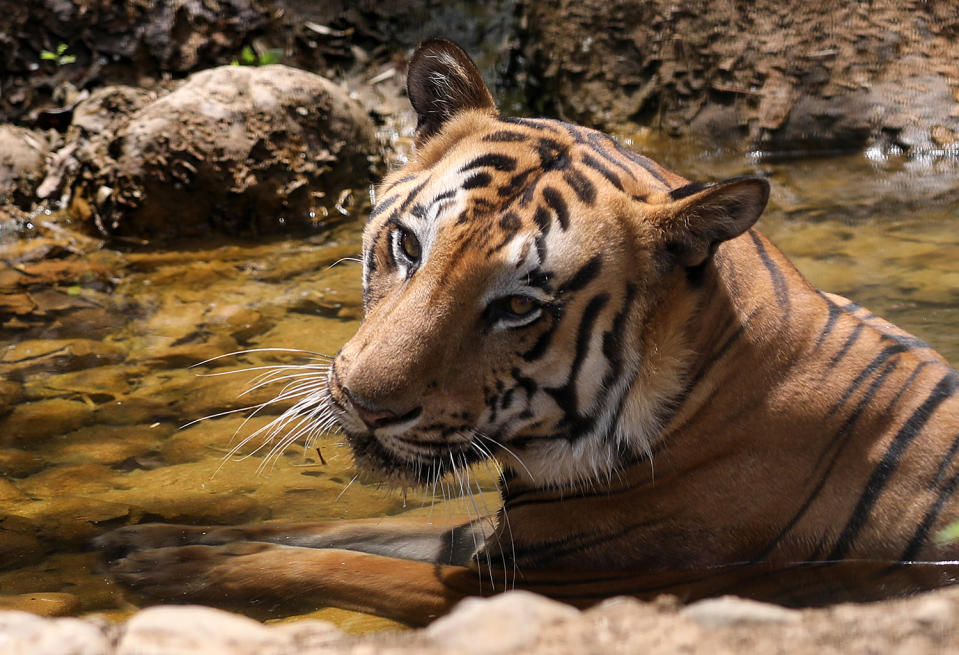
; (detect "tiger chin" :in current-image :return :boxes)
[97,38,959,625]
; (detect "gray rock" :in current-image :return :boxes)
[59,65,379,240]
[0,126,52,208]
[680,595,801,628]
[425,590,580,655]
[0,610,114,655]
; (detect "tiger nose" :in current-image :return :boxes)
[342,387,422,429]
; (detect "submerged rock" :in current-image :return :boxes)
[58,65,379,240]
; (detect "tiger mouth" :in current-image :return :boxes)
[345,428,485,485]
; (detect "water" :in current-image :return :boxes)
[1,142,958,631]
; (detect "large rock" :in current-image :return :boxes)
[519,0,959,154]
[56,65,379,239]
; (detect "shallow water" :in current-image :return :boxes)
[1,141,958,630]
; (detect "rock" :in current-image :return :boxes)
[0,398,95,447]
[426,590,580,655]
[519,0,959,154]
[0,126,52,208]
[679,595,801,628]
[116,605,339,655]
[64,65,379,239]
[0,448,44,477]
[0,518,46,570]
[0,593,81,617]
[0,611,114,655]
[1,339,126,375]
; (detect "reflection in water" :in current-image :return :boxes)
[1,145,958,629]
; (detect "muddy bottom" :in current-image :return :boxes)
[1,142,958,632]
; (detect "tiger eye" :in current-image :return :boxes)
[507,295,536,316]
[400,230,421,261]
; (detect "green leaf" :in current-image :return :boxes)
[258,49,284,66]
[59,54,77,65]
[936,520,959,545]
[56,43,69,55]
[240,46,256,65]
[40,51,57,60]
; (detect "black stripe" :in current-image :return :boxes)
[462,172,492,189]
[521,307,563,362]
[901,467,959,562]
[828,372,959,560]
[500,116,562,133]
[545,293,610,428]
[612,142,669,186]
[752,358,899,561]
[498,168,533,198]
[461,153,518,173]
[814,295,843,351]
[934,431,959,485]
[563,167,597,205]
[483,130,529,143]
[559,256,602,294]
[536,138,571,171]
[829,343,907,415]
[748,231,790,317]
[368,193,399,222]
[542,186,570,230]
[533,205,551,234]
[430,189,456,205]
[581,153,624,191]
[398,178,429,214]
[584,132,637,181]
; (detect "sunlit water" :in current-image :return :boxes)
[1,141,958,631]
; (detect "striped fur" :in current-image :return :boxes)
[99,38,959,624]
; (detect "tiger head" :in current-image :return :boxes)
[327,38,769,488]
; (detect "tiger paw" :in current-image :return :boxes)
[102,541,276,603]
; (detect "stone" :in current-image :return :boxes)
[0,611,114,655]
[679,595,801,628]
[0,398,95,447]
[0,593,81,617]
[63,66,379,239]
[117,605,309,655]
[0,126,51,208]
[425,590,580,655]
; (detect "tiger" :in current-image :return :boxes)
[97,37,959,626]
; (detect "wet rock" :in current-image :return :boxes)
[426,590,580,654]
[0,477,29,502]
[0,593,81,617]
[0,448,45,477]
[0,398,95,447]
[63,65,379,240]
[1,339,126,376]
[0,518,46,570]
[0,126,53,208]
[37,423,174,468]
[0,379,23,415]
[680,595,801,628]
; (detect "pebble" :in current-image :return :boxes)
[679,595,801,628]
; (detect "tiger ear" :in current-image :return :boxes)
[407,37,497,149]
[656,177,770,267]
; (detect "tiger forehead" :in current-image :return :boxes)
[375,116,682,218]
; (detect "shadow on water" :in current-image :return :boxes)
[2,138,959,629]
